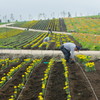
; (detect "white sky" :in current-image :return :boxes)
[0,0,100,21]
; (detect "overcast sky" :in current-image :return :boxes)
[0,0,100,21]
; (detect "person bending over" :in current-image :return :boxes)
[60,42,81,63]
[43,37,51,42]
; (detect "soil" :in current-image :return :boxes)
[47,42,56,50]
[45,62,66,100]
[69,63,93,100]
[84,60,100,100]
[18,57,50,100]
[0,59,23,79]
[44,34,90,50]
[30,34,84,50]
[0,55,100,100]
[0,60,32,100]
[68,59,100,100]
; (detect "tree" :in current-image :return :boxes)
[29,14,32,20]
[51,12,55,19]
[68,12,71,17]
[98,13,100,15]
[3,15,7,22]
[42,13,46,20]
[80,13,83,17]
[10,13,14,22]
[0,19,2,23]
[75,12,77,17]
[7,20,10,23]
[62,11,66,18]
[38,13,42,20]
[0,15,1,23]
[19,15,22,21]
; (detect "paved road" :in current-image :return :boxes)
[0,49,100,57]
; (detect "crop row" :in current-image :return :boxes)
[64,17,100,34]
[11,20,38,28]
[72,33,100,50]
[0,28,23,39]
[12,17,100,34]
[29,19,64,31]
[37,33,74,50]
[12,18,67,32]
[0,30,43,49]
[0,31,74,50]
[0,57,42,100]
[0,57,70,100]
[0,28,12,33]
[0,28,99,50]
[0,53,96,100]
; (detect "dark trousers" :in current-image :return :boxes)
[60,45,70,62]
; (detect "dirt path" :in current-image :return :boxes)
[0,23,71,34]
[0,23,100,36]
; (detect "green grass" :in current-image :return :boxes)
[0,22,8,25]
[0,28,11,33]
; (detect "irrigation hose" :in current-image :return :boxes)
[75,62,99,100]
[43,59,54,100]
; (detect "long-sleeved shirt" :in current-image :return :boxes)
[43,37,50,42]
[63,42,76,59]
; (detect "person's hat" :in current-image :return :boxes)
[76,46,81,50]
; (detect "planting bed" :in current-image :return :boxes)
[0,54,100,100]
[1,28,92,51]
[69,59,100,100]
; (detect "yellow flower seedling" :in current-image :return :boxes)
[85,62,96,72]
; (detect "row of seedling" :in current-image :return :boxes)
[0,58,20,70]
[0,58,32,88]
[62,58,71,100]
[22,32,45,49]
[38,58,55,100]
[8,59,42,100]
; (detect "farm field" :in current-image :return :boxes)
[0,54,100,100]
[11,18,67,32]
[11,20,38,29]
[4,16,100,51]
[72,33,100,50]
[64,17,100,34]
[11,16,100,35]
[0,28,81,50]
[0,16,100,100]
[0,27,100,50]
